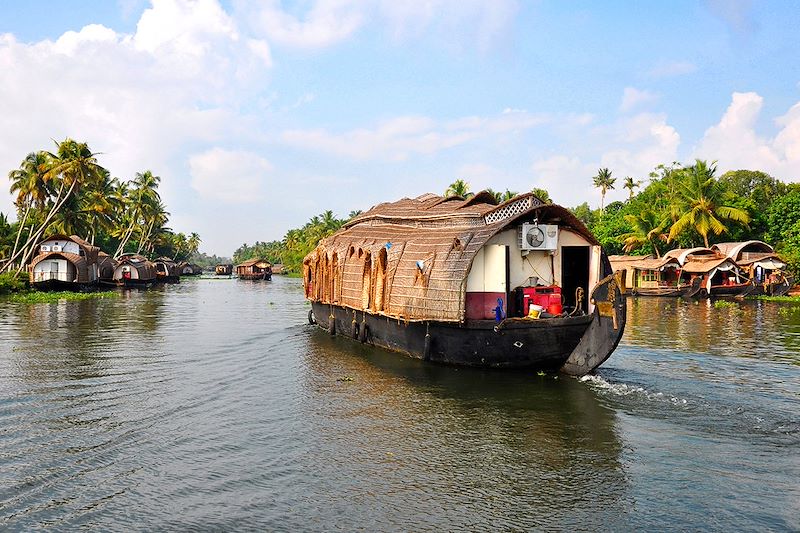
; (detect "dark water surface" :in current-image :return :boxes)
[1,278,798,531]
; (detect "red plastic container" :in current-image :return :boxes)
[523,286,561,315]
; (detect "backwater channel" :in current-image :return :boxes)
[1,277,798,531]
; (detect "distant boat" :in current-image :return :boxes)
[712,241,793,296]
[154,257,181,284]
[29,234,102,291]
[236,259,272,280]
[214,264,233,276]
[113,254,157,287]
[177,261,202,276]
[609,254,693,297]
[665,248,753,298]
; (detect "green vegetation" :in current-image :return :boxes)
[1,138,201,274]
[712,300,739,309]
[0,271,28,294]
[7,290,120,304]
[575,161,800,278]
[746,295,800,303]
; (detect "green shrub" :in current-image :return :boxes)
[0,271,28,294]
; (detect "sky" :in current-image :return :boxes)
[1,0,799,256]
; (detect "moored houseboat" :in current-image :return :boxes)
[303,192,625,376]
[154,257,181,283]
[215,264,233,276]
[113,254,157,287]
[29,235,101,291]
[711,241,793,296]
[236,259,272,280]
[97,252,116,284]
[628,256,690,297]
[665,248,753,298]
[177,262,203,276]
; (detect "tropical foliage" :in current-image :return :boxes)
[0,139,200,273]
[574,160,799,276]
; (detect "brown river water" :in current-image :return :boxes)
[1,277,798,531]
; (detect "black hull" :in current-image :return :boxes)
[710,282,755,297]
[631,286,691,298]
[155,275,181,284]
[32,279,97,292]
[114,278,156,288]
[239,273,272,281]
[311,302,594,371]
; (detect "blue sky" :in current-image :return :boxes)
[1,0,799,256]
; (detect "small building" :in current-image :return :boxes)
[236,258,272,280]
[608,254,654,292]
[29,234,101,291]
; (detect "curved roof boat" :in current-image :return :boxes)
[236,258,272,280]
[303,192,626,376]
[712,241,793,296]
[154,257,181,283]
[29,234,101,291]
[113,254,157,287]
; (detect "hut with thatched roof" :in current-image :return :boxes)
[303,191,626,376]
[29,235,101,291]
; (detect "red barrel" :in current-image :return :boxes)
[547,294,562,315]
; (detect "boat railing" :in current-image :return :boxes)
[34,272,72,282]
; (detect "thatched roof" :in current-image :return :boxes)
[664,247,719,265]
[681,257,735,274]
[305,191,597,323]
[711,241,774,261]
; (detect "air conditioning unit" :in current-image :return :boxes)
[51,245,62,252]
[40,245,51,252]
[519,223,558,251]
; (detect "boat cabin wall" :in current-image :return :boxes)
[464,227,601,319]
[114,265,140,280]
[32,259,76,283]
[39,239,82,256]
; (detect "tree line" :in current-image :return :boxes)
[0,138,201,274]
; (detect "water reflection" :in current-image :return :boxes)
[300,331,629,530]
[624,297,800,364]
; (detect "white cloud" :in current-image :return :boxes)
[694,91,800,178]
[620,87,659,113]
[237,0,366,49]
[189,148,272,203]
[281,111,547,161]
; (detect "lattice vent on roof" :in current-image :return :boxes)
[484,196,537,225]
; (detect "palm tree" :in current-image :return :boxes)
[3,139,105,273]
[531,187,552,204]
[620,210,668,257]
[668,160,751,248]
[623,176,642,200]
[114,170,162,257]
[593,168,616,214]
[445,179,473,198]
[7,151,51,266]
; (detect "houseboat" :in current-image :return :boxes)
[154,257,181,283]
[29,234,101,291]
[711,241,793,296]
[215,264,233,276]
[97,252,116,283]
[236,259,272,280]
[303,192,626,376]
[665,248,752,297]
[177,262,203,276]
[113,254,157,287]
[609,254,701,297]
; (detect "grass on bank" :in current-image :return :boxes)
[746,294,800,302]
[7,290,121,304]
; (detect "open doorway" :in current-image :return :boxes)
[561,246,590,313]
